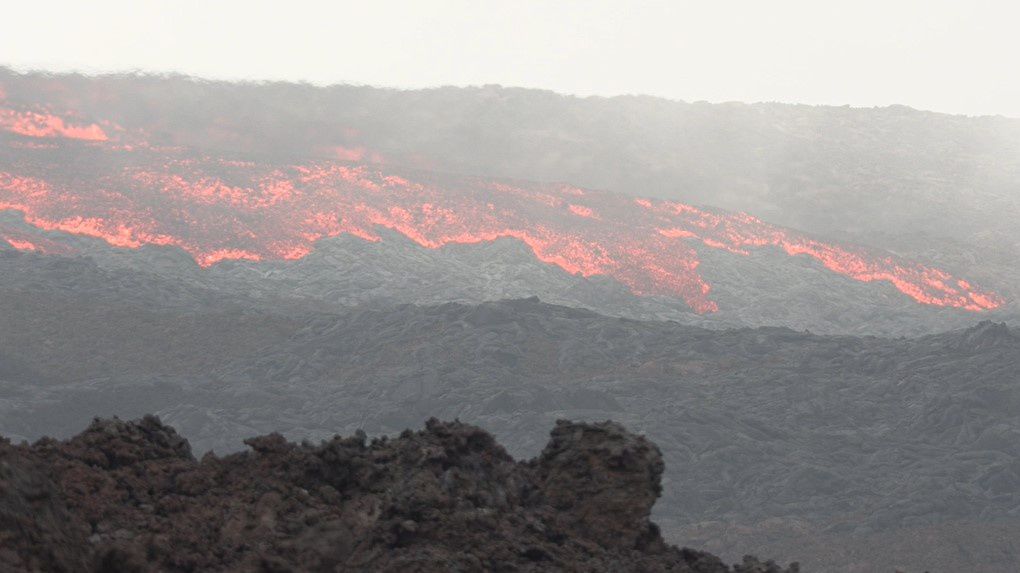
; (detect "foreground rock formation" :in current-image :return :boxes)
[0,416,796,572]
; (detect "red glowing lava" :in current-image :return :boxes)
[0,225,73,255]
[0,87,1003,313]
[0,153,1003,313]
[3,235,39,251]
[0,107,108,141]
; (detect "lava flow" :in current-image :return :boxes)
[0,93,1004,313]
[0,93,109,142]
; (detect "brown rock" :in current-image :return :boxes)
[0,416,797,572]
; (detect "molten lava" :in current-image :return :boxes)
[0,104,108,142]
[3,235,39,251]
[0,93,1004,313]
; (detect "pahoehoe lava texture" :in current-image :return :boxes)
[0,416,796,572]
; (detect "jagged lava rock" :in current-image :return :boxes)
[0,416,797,572]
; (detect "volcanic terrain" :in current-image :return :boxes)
[2,69,1019,571]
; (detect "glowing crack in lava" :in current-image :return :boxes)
[2,235,39,251]
[0,148,1003,313]
[0,89,1002,312]
[0,101,109,142]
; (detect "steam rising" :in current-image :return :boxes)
[0,89,1003,313]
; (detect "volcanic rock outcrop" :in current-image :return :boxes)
[0,415,796,572]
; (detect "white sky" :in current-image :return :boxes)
[2,0,1018,117]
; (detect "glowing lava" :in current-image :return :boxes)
[3,235,39,251]
[0,106,108,141]
[0,92,1003,313]
[0,225,72,255]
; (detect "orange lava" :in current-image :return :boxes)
[0,90,1003,313]
[0,226,73,255]
[3,235,39,251]
[0,156,1003,313]
[0,107,108,141]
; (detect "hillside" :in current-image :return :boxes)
[2,68,1018,571]
[3,66,1018,298]
[1,68,1016,335]
[2,272,1018,570]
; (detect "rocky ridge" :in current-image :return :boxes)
[0,416,796,572]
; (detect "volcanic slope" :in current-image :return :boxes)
[0,69,1014,335]
[2,66,1017,315]
[0,213,1012,337]
[1,266,1019,570]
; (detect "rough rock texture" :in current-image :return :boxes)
[534,420,667,551]
[3,294,1019,570]
[0,416,796,572]
[0,443,91,572]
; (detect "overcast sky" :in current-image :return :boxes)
[2,0,1018,117]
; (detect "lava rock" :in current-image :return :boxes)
[1,416,797,572]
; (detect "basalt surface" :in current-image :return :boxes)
[0,416,796,572]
